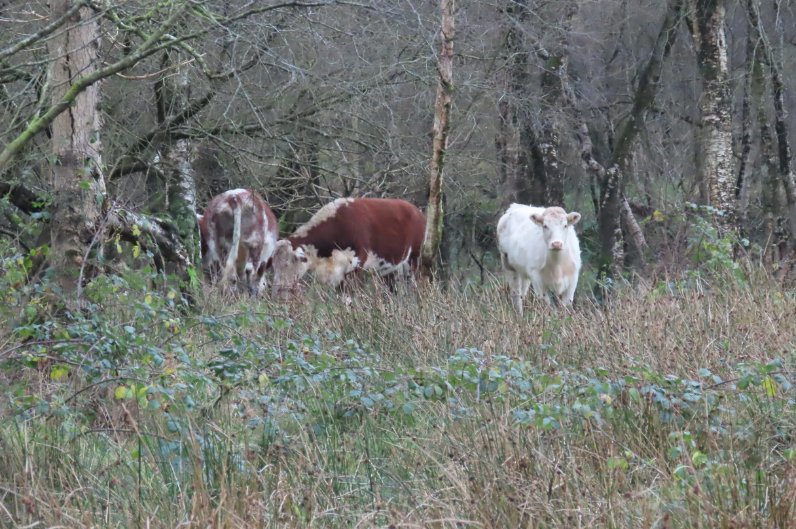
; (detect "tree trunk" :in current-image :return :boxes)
[538,50,570,207]
[687,0,735,234]
[735,15,755,228]
[495,0,536,209]
[162,60,201,275]
[48,0,106,298]
[763,0,796,251]
[578,0,681,283]
[420,0,454,278]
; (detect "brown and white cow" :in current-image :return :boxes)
[270,197,426,297]
[497,204,582,314]
[198,189,278,295]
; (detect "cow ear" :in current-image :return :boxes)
[567,212,582,226]
[530,214,544,226]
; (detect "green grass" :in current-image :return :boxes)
[1,270,795,528]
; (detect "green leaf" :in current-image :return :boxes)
[691,450,708,468]
[114,386,128,400]
[762,376,777,398]
[607,456,629,472]
[50,365,69,381]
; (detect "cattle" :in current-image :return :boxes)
[198,189,278,295]
[496,204,582,314]
[270,197,426,297]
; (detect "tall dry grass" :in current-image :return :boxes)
[1,271,795,528]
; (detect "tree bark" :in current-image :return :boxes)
[495,0,535,209]
[687,0,736,234]
[420,0,454,278]
[763,0,796,250]
[161,58,201,274]
[48,0,106,297]
[538,33,575,208]
[736,12,755,219]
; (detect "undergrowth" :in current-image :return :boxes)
[0,258,795,528]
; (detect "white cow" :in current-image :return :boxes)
[496,204,582,314]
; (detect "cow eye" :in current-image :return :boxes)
[543,225,549,230]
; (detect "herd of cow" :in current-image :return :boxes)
[195,188,583,312]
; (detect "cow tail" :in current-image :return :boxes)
[222,196,243,287]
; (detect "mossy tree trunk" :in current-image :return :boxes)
[157,53,201,275]
[495,0,533,209]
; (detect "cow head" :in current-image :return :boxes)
[271,240,310,297]
[530,207,581,251]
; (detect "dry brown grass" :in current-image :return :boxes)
[1,270,795,528]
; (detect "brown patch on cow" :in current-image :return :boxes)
[272,197,426,295]
[541,251,577,296]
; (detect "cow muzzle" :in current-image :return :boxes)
[550,241,564,251]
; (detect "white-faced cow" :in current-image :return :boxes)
[270,197,426,297]
[497,204,582,314]
[198,189,278,295]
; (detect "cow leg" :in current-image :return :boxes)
[246,246,268,296]
[202,215,220,283]
[529,273,551,306]
[504,267,525,315]
[561,275,579,307]
[221,201,243,293]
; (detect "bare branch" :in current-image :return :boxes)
[0,0,88,62]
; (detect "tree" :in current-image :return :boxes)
[686,0,735,233]
[577,0,681,284]
[47,0,106,299]
[420,0,455,278]
[495,0,532,209]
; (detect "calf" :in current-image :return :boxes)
[270,197,426,297]
[496,204,582,314]
[199,189,278,295]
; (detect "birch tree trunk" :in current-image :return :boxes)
[163,60,200,274]
[48,0,106,298]
[420,0,454,278]
[687,0,736,234]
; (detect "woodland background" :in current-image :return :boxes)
[2,1,796,528]
[1,0,795,288]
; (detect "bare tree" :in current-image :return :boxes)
[577,0,681,283]
[420,0,455,278]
